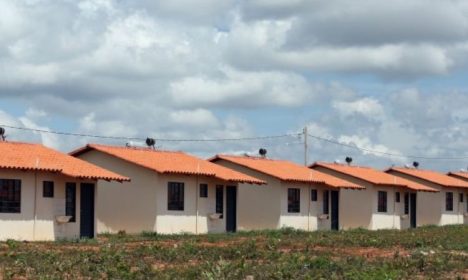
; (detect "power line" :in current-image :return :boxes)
[0,124,300,142]
[0,123,466,160]
[307,133,468,160]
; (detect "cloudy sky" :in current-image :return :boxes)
[1,0,467,171]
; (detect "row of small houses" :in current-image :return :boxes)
[0,140,467,241]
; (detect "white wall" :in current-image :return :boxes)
[213,159,337,231]
[312,166,401,230]
[388,171,465,226]
[78,150,231,234]
[0,169,88,241]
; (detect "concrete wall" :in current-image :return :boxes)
[0,169,91,241]
[78,150,231,234]
[213,159,337,231]
[312,166,401,230]
[388,170,465,226]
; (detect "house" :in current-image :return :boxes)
[209,155,364,231]
[0,141,129,241]
[387,167,468,226]
[310,162,438,230]
[447,171,468,224]
[70,144,264,234]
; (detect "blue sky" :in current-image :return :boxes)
[0,0,467,172]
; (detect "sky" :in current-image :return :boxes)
[0,0,467,171]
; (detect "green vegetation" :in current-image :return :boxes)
[1,225,467,279]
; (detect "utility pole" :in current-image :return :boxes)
[303,126,308,166]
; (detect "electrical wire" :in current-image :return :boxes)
[0,123,466,160]
[307,133,468,160]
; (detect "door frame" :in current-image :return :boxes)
[330,190,339,231]
[226,186,237,233]
[410,192,417,228]
[80,183,96,238]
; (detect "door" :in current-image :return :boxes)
[410,193,417,228]
[80,183,95,238]
[226,186,237,232]
[331,190,339,231]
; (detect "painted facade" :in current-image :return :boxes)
[73,147,263,234]
[211,158,362,231]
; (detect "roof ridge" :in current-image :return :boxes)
[88,143,186,154]
[313,161,376,170]
[217,154,296,163]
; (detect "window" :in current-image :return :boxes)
[288,188,300,213]
[404,193,409,215]
[199,184,208,198]
[43,181,54,198]
[0,179,21,213]
[395,192,400,203]
[216,185,223,218]
[459,193,464,203]
[311,189,317,202]
[168,182,184,211]
[66,183,76,222]
[446,192,453,211]
[378,191,387,213]
[323,190,329,214]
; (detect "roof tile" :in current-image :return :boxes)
[311,162,438,192]
[390,167,468,189]
[210,155,363,189]
[71,144,265,184]
[0,141,129,182]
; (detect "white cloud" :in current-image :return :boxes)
[332,97,384,120]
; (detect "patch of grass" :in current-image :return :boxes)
[1,225,467,279]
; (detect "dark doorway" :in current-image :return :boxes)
[80,183,95,238]
[410,193,417,228]
[331,190,339,231]
[226,186,237,232]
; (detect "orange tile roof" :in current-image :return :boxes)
[71,144,265,184]
[311,162,438,192]
[448,171,468,181]
[0,141,129,182]
[389,167,468,189]
[210,155,363,189]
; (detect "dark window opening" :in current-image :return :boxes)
[216,185,224,218]
[378,191,388,213]
[43,181,54,198]
[66,183,76,222]
[0,179,21,213]
[288,188,300,213]
[311,189,317,202]
[168,182,184,211]
[446,192,453,211]
[459,193,464,203]
[199,184,208,198]
[404,193,409,215]
[395,192,400,203]
[323,190,329,214]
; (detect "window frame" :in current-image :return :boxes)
[287,188,300,213]
[199,184,208,198]
[216,185,224,218]
[0,179,21,214]
[377,191,388,213]
[310,189,317,202]
[43,181,54,198]
[446,192,453,211]
[65,183,76,222]
[168,182,185,211]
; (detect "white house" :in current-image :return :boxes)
[209,155,364,231]
[310,162,438,230]
[387,167,468,226]
[71,144,264,234]
[447,171,468,224]
[0,140,129,241]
